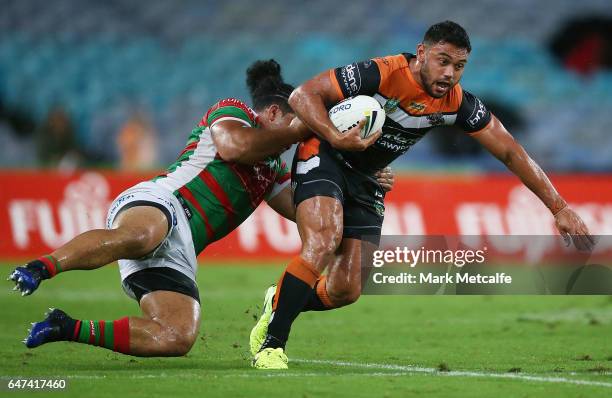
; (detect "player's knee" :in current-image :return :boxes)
[131,229,158,255]
[329,284,361,307]
[160,329,197,356]
[116,226,161,259]
[168,336,195,356]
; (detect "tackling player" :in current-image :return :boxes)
[7,60,313,357]
[251,21,595,369]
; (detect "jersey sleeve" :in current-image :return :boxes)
[199,98,258,129]
[330,54,411,100]
[454,90,492,134]
[330,59,382,99]
[266,161,291,201]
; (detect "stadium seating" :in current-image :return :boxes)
[1,0,612,170]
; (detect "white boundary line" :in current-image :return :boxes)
[5,359,611,388]
[292,358,612,388]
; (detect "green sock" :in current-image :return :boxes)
[74,320,115,350]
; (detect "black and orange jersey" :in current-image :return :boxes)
[329,53,492,173]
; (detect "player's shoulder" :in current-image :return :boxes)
[455,85,485,113]
[199,98,258,127]
[208,97,258,122]
[373,53,412,72]
[453,86,491,132]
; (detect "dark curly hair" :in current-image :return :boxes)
[424,21,471,52]
[246,59,295,113]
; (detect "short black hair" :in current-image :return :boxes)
[423,21,471,52]
[246,59,295,113]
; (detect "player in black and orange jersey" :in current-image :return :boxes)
[251,21,595,369]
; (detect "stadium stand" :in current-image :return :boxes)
[1,0,611,170]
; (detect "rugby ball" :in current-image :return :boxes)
[328,95,385,139]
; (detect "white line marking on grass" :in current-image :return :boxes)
[293,358,612,388]
[12,360,611,388]
[229,372,415,378]
[518,308,612,325]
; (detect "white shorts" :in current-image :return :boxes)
[106,181,198,282]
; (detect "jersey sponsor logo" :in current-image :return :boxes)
[106,194,135,228]
[374,199,385,217]
[376,132,422,152]
[408,101,426,112]
[426,113,445,126]
[233,162,279,207]
[377,141,415,152]
[383,98,400,114]
[467,97,487,128]
[382,131,413,145]
[108,194,134,213]
[339,63,361,95]
[177,195,192,220]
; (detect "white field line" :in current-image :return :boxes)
[5,359,611,388]
[291,358,612,388]
[230,372,421,378]
[517,308,612,324]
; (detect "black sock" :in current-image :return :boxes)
[262,258,319,350]
[301,279,328,311]
[263,273,313,349]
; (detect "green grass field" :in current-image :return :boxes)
[1,262,611,397]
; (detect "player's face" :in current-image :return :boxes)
[418,42,469,98]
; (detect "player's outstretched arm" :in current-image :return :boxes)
[211,116,309,165]
[289,72,380,151]
[472,116,595,251]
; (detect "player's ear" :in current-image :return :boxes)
[416,43,426,62]
[267,103,281,121]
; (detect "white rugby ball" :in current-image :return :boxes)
[328,95,385,139]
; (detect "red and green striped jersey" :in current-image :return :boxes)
[153,98,290,255]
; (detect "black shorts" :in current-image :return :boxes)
[122,267,200,304]
[292,137,385,245]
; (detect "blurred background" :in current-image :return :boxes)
[1,0,612,172]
